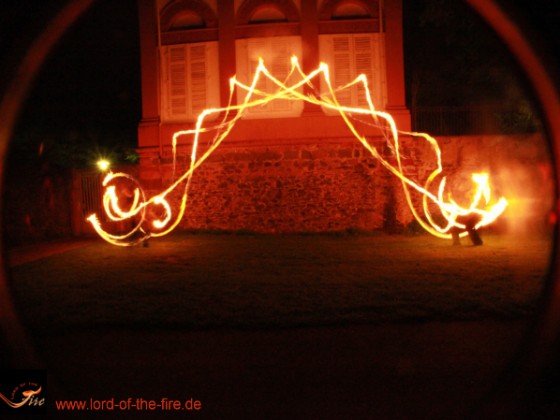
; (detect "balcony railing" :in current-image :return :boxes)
[411,104,538,135]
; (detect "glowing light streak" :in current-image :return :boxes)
[88,57,507,245]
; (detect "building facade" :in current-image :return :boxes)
[136,0,413,233]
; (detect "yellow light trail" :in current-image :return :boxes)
[88,57,507,246]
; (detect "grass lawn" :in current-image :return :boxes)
[8,232,553,333]
[5,232,558,418]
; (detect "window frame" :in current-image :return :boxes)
[160,41,220,123]
[235,35,304,119]
[318,32,387,114]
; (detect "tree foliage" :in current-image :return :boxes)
[404,0,532,108]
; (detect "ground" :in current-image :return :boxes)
[5,232,557,418]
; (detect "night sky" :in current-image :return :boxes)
[23,0,141,130]
[5,0,140,109]
[2,0,141,168]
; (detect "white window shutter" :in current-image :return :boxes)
[319,33,387,113]
[359,33,386,109]
[168,45,188,117]
[269,37,291,111]
[162,42,219,122]
[375,33,388,108]
[188,44,207,117]
[354,35,373,107]
[332,35,352,106]
[248,38,268,98]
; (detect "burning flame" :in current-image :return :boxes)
[88,57,507,246]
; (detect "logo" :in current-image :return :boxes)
[0,370,47,415]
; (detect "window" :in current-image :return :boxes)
[161,41,220,122]
[319,33,387,113]
[235,36,303,118]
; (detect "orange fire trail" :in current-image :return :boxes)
[88,57,507,246]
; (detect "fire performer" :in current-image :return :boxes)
[451,213,483,246]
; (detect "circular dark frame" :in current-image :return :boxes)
[0,0,558,415]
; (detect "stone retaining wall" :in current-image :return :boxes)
[137,133,553,234]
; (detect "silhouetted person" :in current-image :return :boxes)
[451,213,483,246]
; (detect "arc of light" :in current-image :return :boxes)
[88,57,507,245]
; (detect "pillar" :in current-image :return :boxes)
[384,0,411,130]
[218,0,236,107]
[137,0,161,149]
[301,0,321,114]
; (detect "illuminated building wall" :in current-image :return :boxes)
[136,0,413,232]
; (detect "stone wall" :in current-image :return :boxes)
[141,141,389,233]
[137,133,554,234]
